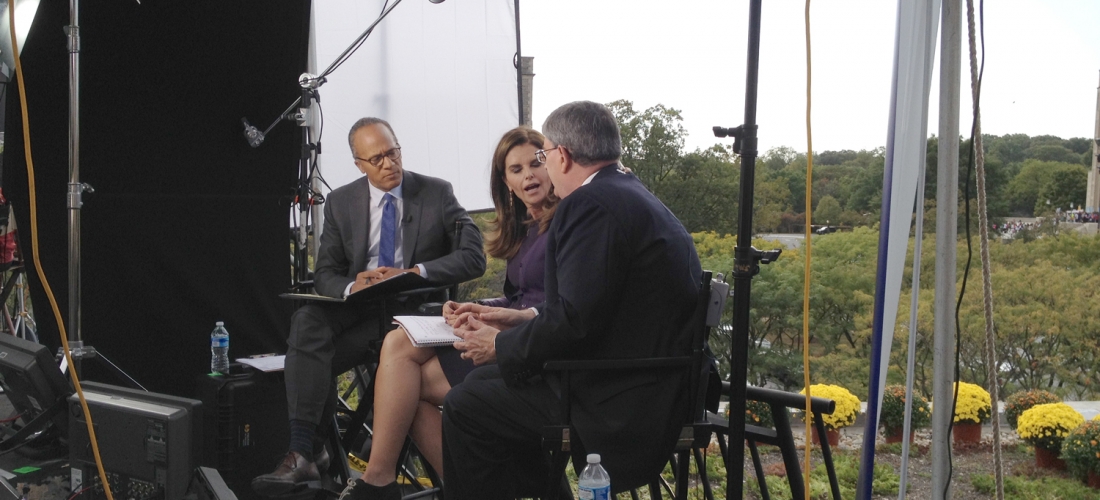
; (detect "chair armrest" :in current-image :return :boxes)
[418,303,445,315]
[543,356,692,372]
[722,382,836,415]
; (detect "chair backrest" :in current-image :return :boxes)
[447,219,463,301]
[686,271,720,434]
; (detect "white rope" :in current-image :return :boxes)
[965,1,1004,498]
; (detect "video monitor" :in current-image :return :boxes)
[0,334,72,437]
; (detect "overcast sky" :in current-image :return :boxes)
[520,0,1100,155]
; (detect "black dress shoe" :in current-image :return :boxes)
[337,479,401,500]
[251,451,321,496]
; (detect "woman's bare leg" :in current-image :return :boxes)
[409,401,445,476]
[407,355,452,476]
[360,328,437,486]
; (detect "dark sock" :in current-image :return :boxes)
[288,419,316,462]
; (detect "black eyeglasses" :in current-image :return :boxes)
[355,147,402,167]
[534,145,561,164]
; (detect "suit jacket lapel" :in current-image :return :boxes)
[401,172,423,266]
[350,177,372,273]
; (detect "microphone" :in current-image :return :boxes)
[403,215,413,223]
[429,0,445,3]
[242,118,265,148]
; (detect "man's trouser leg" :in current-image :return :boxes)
[442,365,559,500]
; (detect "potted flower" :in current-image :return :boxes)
[950,382,992,444]
[725,399,775,429]
[1005,389,1060,430]
[799,384,861,447]
[1017,402,1084,470]
[879,384,931,443]
[1061,420,1100,487]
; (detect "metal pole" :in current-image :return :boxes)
[931,0,961,497]
[514,0,523,126]
[726,2,763,498]
[66,0,82,345]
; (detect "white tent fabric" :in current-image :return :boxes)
[310,0,519,211]
[856,0,940,496]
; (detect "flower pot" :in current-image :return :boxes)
[1035,446,1067,470]
[1088,470,1100,489]
[884,427,915,444]
[952,422,981,445]
[811,427,840,447]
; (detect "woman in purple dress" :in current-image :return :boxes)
[339,127,555,499]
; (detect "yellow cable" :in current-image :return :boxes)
[802,1,814,497]
[8,6,114,499]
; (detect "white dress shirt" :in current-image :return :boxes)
[342,180,428,297]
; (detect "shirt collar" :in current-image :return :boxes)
[580,162,621,187]
[368,180,403,206]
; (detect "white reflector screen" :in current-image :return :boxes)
[311,0,519,211]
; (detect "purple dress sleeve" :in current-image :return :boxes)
[436,224,549,387]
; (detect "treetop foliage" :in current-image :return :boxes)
[610,100,1095,236]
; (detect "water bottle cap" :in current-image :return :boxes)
[216,321,225,326]
[586,453,601,464]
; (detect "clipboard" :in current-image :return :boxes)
[279,272,431,303]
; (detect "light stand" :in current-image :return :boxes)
[243,0,446,290]
[712,2,781,498]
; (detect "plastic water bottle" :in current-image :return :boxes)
[210,321,230,374]
[577,453,610,500]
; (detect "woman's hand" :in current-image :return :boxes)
[442,301,461,325]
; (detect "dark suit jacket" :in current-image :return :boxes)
[313,172,485,298]
[495,166,702,489]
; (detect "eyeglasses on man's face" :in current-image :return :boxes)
[356,147,402,168]
[534,145,561,165]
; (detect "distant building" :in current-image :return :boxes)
[1086,70,1100,212]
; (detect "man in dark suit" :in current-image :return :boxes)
[252,118,485,496]
[443,101,702,498]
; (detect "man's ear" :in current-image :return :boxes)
[559,147,573,174]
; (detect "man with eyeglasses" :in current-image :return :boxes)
[253,117,485,496]
[442,101,702,498]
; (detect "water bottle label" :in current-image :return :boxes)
[578,485,609,500]
[211,337,228,348]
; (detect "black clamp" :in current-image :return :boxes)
[713,124,759,157]
[301,141,322,157]
[732,245,782,279]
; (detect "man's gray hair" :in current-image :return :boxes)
[542,101,621,165]
[347,117,397,154]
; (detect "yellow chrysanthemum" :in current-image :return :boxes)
[1017,403,1085,453]
[799,384,862,431]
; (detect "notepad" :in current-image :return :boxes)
[394,316,462,347]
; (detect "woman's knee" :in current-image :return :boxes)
[381,327,435,364]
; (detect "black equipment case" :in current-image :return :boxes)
[196,364,289,499]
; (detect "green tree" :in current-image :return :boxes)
[607,99,686,188]
[813,195,842,225]
[1023,144,1082,165]
[1034,164,1088,214]
[1005,160,1083,216]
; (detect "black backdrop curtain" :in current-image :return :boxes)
[3,0,310,398]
